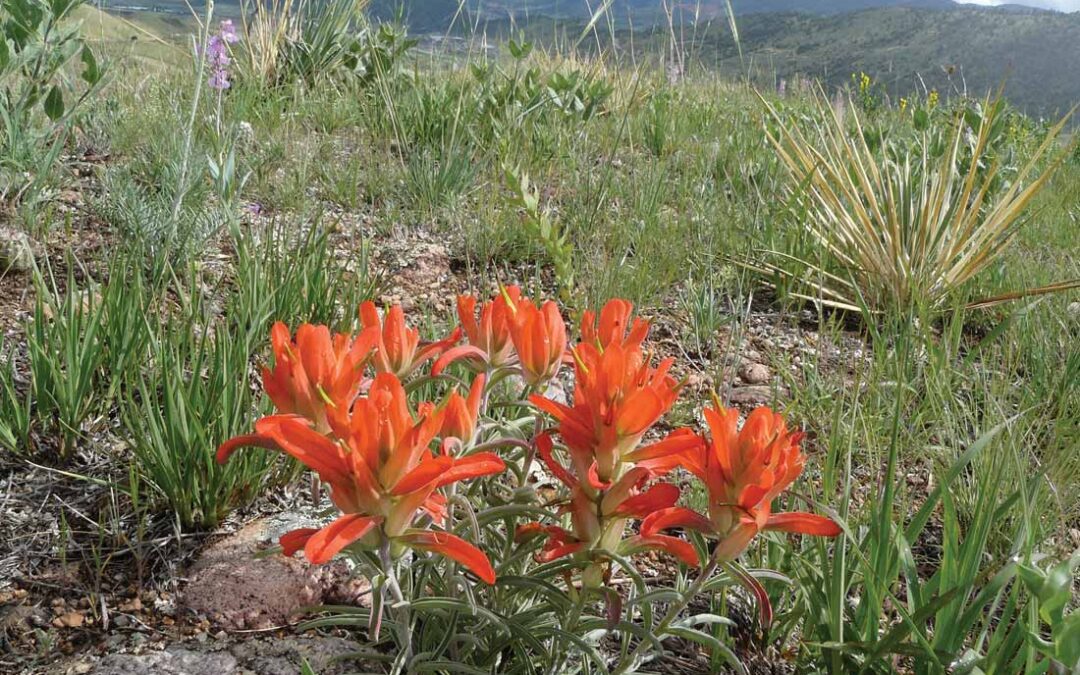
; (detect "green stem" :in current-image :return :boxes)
[378,538,411,666]
[172,0,214,227]
[611,546,723,675]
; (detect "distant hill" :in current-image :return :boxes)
[679,5,1080,118]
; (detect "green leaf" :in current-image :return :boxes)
[43,84,64,121]
[667,626,747,675]
[80,45,101,85]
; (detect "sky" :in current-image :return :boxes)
[956,0,1080,10]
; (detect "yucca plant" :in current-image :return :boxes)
[758,92,1077,313]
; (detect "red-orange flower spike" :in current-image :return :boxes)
[261,322,378,433]
[217,373,505,582]
[433,287,523,375]
[530,337,690,483]
[360,301,461,378]
[440,373,485,445]
[641,405,841,562]
[580,298,649,350]
[507,298,567,386]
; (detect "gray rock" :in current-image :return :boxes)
[728,386,775,406]
[0,226,37,273]
[738,362,772,385]
[93,648,238,674]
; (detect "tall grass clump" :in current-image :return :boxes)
[228,217,383,336]
[123,300,281,530]
[760,93,1077,313]
[234,0,371,86]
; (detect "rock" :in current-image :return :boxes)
[0,226,37,273]
[52,611,85,628]
[119,597,142,612]
[728,386,775,406]
[92,648,238,674]
[89,636,367,675]
[181,513,370,631]
[226,636,363,675]
[738,362,771,385]
[1068,301,1080,319]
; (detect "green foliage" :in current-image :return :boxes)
[405,144,476,214]
[228,216,384,335]
[678,273,729,359]
[770,312,1065,674]
[1018,551,1080,673]
[505,166,576,305]
[123,296,280,530]
[235,0,413,88]
[0,0,105,203]
[0,334,30,453]
[26,269,109,459]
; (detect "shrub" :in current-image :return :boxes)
[0,0,105,205]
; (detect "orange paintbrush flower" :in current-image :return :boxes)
[359,301,461,379]
[530,300,692,483]
[218,373,505,583]
[519,300,704,584]
[440,373,485,445]
[640,404,841,563]
[260,322,378,433]
[432,287,523,375]
[507,297,567,387]
[579,298,648,351]
[515,435,699,577]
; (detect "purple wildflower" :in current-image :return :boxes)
[220,19,239,44]
[205,21,240,91]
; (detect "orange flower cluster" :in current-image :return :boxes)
[640,405,841,560]
[218,289,839,600]
[519,299,841,588]
[218,305,504,582]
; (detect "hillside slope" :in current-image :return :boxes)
[683,6,1080,117]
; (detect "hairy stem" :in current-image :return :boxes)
[610,546,723,675]
[377,538,411,666]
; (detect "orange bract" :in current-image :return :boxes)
[507,297,567,387]
[641,404,841,562]
[360,301,461,378]
[433,286,523,374]
[261,322,378,433]
[440,373,486,445]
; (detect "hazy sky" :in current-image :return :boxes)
[956,0,1080,10]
